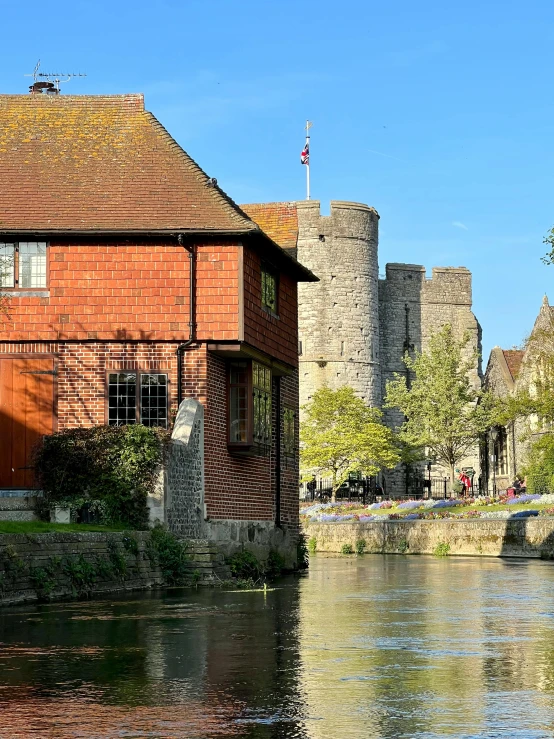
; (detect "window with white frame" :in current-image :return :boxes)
[0,242,47,289]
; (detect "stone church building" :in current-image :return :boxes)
[482,296,553,494]
[243,200,482,495]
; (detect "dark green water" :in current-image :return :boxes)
[2,555,554,738]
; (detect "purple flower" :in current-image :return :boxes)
[506,494,542,505]
[510,509,539,518]
[404,513,421,520]
[432,499,462,508]
[397,500,422,510]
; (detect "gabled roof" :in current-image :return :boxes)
[241,202,298,251]
[0,94,257,234]
[502,350,524,381]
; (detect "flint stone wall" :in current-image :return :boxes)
[148,398,206,538]
[304,519,554,558]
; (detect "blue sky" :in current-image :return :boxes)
[1,0,553,360]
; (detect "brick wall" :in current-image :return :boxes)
[196,244,240,340]
[243,248,299,368]
[203,352,299,526]
[204,352,273,520]
[0,340,299,528]
[2,238,245,343]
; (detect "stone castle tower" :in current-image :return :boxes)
[242,200,482,493]
[295,201,381,409]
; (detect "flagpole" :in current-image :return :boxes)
[306,120,311,200]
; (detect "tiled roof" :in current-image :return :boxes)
[503,349,524,380]
[241,202,298,251]
[0,94,257,233]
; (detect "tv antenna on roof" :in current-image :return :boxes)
[25,59,87,94]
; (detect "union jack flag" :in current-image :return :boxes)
[300,139,309,165]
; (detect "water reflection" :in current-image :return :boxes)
[1,557,554,737]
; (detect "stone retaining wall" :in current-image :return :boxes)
[0,531,163,606]
[303,519,554,558]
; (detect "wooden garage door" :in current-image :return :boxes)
[0,357,55,489]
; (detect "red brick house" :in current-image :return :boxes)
[0,92,315,558]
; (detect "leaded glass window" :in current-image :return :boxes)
[227,360,272,454]
[19,242,47,288]
[253,362,272,450]
[229,361,249,443]
[108,372,168,428]
[0,243,15,287]
[108,372,137,426]
[261,266,278,315]
[0,242,47,289]
[283,406,296,459]
[140,374,168,427]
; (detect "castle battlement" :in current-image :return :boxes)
[380,263,473,306]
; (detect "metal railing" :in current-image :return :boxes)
[300,475,380,504]
[408,476,480,499]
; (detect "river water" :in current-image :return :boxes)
[2,555,554,738]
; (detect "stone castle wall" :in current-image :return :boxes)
[378,263,482,493]
[293,200,482,496]
[296,200,381,410]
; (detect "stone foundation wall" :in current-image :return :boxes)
[0,531,163,606]
[206,520,299,568]
[304,519,554,558]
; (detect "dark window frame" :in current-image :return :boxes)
[0,241,49,290]
[261,263,279,317]
[106,370,170,428]
[227,359,272,456]
[282,405,296,461]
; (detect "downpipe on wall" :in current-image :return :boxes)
[176,234,197,407]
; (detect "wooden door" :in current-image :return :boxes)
[0,357,55,489]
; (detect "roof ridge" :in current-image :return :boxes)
[144,111,257,232]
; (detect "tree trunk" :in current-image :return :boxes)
[331,470,339,503]
[450,464,456,495]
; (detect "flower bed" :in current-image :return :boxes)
[300,493,554,523]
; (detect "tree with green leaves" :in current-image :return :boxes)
[543,227,554,265]
[385,324,494,490]
[300,385,400,501]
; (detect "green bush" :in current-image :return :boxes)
[227,548,288,584]
[397,538,409,554]
[523,434,554,494]
[341,543,354,555]
[296,533,309,569]
[434,541,450,557]
[266,550,286,579]
[149,525,190,585]
[33,425,169,529]
[355,538,366,555]
[307,536,317,554]
[227,549,262,581]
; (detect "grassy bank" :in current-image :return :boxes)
[0,521,129,534]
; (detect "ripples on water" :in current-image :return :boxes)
[1,556,554,738]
